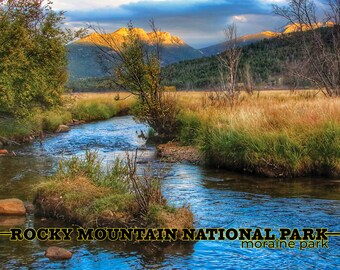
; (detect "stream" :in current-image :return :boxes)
[0,116,339,269]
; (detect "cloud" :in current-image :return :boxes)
[233,15,248,23]
[58,0,286,48]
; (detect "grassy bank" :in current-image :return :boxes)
[0,92,136,144]
[34,151,193,231]
[175,91,340,177]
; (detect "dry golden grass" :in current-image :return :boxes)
[68,92,135,111]
[174,90,340,177]
[176,90,340,132]
[65,90,340,136]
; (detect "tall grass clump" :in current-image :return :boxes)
[34,151,193,229]
[42,109,72,131]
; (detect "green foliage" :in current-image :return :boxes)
[91,194,133,213]
[66,76,116,92]
[0,1,82,118]
[36,151,193,228]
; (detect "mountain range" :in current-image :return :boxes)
[68,28,203,80]
[67,23,333,81]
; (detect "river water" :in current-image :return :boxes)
[0,116,339,269]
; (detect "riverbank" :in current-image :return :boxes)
[0,92,135,146]
[157,142,202,165]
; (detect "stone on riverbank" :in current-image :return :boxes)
[0,149,8,155]
[0,198,26,216]
[45,246,73,260]
[55,125,70,133]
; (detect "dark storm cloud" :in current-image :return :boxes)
[64,0,284,48]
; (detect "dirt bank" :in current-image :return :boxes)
[157,142,202,165]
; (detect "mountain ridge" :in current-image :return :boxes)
[77,27,188,47]
[199,22,334,56]
[68,28,203,80]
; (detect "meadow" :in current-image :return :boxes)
[175,90,340,177]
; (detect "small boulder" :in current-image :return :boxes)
[71,120,85,126]
[0,149,8,155]
[0,198,26,216]
[55,125,70,133]
[45,246,73,260]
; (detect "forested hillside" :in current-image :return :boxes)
[163,32,307,90]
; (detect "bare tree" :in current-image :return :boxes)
[273,0,340,97]
[89,20,179,139]
[217,23,242,105]
[242,62,255,95]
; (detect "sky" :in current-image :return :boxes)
[54,0,289,48]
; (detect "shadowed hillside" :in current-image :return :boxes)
[200,31,278,56]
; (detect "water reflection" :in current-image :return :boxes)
[202,169,340,200]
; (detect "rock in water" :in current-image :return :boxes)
[45,247,73,260]
[0,198,26,216]
[56,125,70,133]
